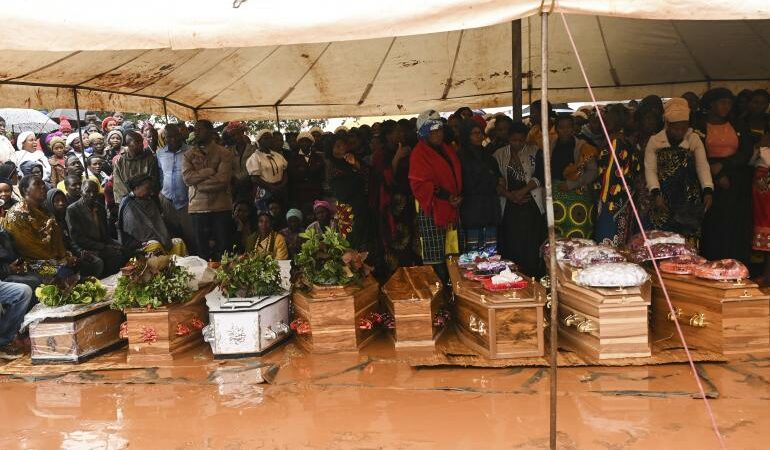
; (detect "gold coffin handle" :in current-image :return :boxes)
[689,312,708,328]
[667,307,683,322]
[576,320,597,334]
[563,313,582,327]
[469,315,488,336]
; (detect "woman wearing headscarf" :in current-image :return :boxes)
[118,175,186,257]
[741,89,770,145]
[697,88,753,264]
[246,129,288,211]
[372,120,419,275]
[101,117,117,134]
[550,115,599,239]
[281,208,304,259]
[409,111,462,280]
[104,129,125,164]
[14,132,51,181]
[326,134,371,250]
[494,122,546,276]
[593,104,641,246]
[2,175,67,264]
[48,136,67,186]
[0,162,21,202]
[306,200,336,234]
[458,119,501,252]
[645,98,713,243]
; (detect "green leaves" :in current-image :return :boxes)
[36,278,107,308]
[112,259,193,310]
[294,227,365,290]
[214,252,283,297]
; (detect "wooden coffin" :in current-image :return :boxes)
[555,263,651,359]
[124,287,210,364]
[203,288,291,358]
[29,303,125,364]
[650,273,770,354]
[292,275,380,353]
[448,258,545,359]
[382,266,448,350]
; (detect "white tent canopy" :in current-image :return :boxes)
[0,1,768,121]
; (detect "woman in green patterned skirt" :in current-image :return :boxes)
[549,115,599,238]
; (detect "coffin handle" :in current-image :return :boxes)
[563,313,582,327]
[469,315,487,336]
[666,307,683,322]
[202,324,214,342]
[576,319,597,334]
[540,275,551,289]
[689,313,708,328]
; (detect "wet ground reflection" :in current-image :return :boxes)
[2,340,770,449]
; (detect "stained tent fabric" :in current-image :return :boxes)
[0,1,768,120]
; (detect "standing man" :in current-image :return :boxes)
[157,124,195,253]
[183,120,233,261]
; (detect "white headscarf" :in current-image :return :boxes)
[66,133,80,147]
[16,131,35,151]
[255,129,273,149]
[296,131,315,144]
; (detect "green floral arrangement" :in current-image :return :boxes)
[294,227,371,290]
[111,255,193,310]
[215,251,283,297]
[35,277,107,308]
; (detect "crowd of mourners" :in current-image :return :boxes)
[0,86,769,357]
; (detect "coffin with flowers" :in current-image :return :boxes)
[112,255,210,365]
[27,276,125,364]
[292,228,381,353]
[382,266,448,350]
[202,253,291,358]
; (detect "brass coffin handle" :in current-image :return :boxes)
[540,275,551,289]
[740,289,752,298]
[469,315,488,336]
[667,307,683,322]
[563,313,582,327]
[689,313,708,328]
[576,320,597,334]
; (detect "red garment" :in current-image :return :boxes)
[408,139,462,227]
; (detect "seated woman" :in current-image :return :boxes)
[2,175,72,278]
[253,211,289,260]
[281,208,303,259]
[117,175,187,257]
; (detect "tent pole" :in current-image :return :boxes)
[163,99,170,124]
[274,105,281,132]
[72,88,87,168]
[511,20,522,121]
[539,11,559,450]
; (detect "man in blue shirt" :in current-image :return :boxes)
[157,124,195,254]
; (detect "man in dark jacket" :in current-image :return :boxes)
[66,180,126,276]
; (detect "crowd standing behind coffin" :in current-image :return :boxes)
[0,87,769,357]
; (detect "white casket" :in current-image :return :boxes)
[203,288,291,358]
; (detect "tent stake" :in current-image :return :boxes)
[511,20,523,121]
[539,11,559,450]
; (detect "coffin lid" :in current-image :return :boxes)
[383,266,442,302]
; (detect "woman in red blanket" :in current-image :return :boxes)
[408,110,462,282]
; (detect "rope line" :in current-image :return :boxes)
[558,12,726,449]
